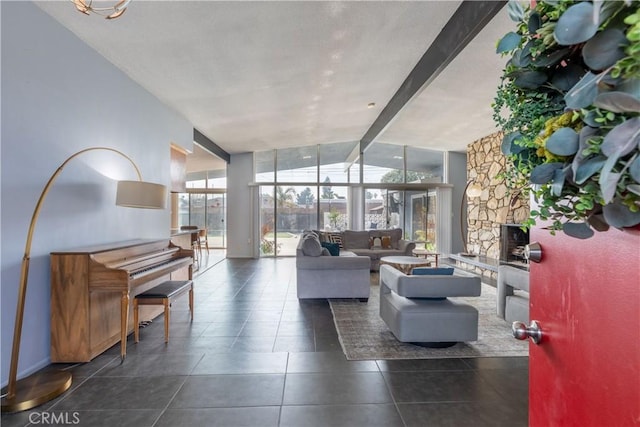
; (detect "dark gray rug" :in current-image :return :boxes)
[329,277,528,360]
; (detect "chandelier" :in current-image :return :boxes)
[71,0,132,19]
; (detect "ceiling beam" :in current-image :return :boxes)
[359,0,507,153]
[194,128,231,163]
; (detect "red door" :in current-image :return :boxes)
[527,226,640,426]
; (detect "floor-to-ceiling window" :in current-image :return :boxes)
[179,169,227,249]
[255,142,449,257]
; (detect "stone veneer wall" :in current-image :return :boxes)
[466,132,529,260]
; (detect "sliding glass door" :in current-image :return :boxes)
[178,191,227,249]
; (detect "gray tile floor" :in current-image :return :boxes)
[2,258,528,427]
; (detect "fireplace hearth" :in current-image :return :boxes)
[500,224,529,269]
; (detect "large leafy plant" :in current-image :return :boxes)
[493,0,640,238]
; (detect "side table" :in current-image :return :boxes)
[412,248,440,267]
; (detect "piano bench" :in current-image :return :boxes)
[133,280,194,344]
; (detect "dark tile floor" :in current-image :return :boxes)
[2,257,528,427]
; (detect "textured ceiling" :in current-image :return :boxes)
[35,1,512,169]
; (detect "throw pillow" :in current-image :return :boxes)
[321,247,331,256]
[327,233,343,248]
[301,235,323,257]
[320,241,340,256]
[412,267,454,275]
[381,235,392,249]
[302,230,318,240]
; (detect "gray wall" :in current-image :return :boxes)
[226,153,256,258]
[448,151,468,254]
[1,2,192,386]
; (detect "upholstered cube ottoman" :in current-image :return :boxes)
[380,290,478,343]
[378,264,481,345]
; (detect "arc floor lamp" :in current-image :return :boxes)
[1,147,166,413]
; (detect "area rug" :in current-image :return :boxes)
[329,276,528,360]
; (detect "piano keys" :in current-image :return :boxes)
[50,239,193,363]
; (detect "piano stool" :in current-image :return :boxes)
[133,280,194,343]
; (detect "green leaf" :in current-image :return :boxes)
[617,78,640,98]
[501,132,525,155]
[511,48,532,67]
[551,168,566,197]
[582,29,628,71]
[497,32,522,53]
[507,0,524,22]
[565,72,599,109]
[630,156,640,183]
[601,117,640,157]
[530,162,564,185]
[514,71,548,89]
[572,126,599,178]
[562,222,595,239]
[598,155,621,204]
[582,110,601,127]
[551,64,585,91]
[587,213,610,232]
[528,12,541,34]
[533,48,572,68]
[593,92,640,113]
[575,156,606,184]
[546,127,579,156]
[554,2,598,46]
[603,200,640,228]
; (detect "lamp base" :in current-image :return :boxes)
[1,370,72,413]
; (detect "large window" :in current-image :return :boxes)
[276,146,317,183]
[363,143,404,183]
[255,142,450,257]
[178,191,227,249]
[406,146,443,183]
[407,190,437,250]
[319,142,357,184]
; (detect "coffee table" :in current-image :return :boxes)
[380,256,433,275]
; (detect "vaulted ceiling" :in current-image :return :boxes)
[35,1,513,169]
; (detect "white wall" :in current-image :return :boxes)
[1,2,192,386]
[226,153,256,258]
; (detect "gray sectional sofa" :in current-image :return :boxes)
[295,231,371,300]
[321,229,416,271]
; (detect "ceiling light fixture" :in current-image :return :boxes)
[71,0,132,19]
[367,103,376,109]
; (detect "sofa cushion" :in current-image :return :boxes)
[301,235,323,257]
[320,241,340,256]
[380,264,481,298]
[342,230,370,249]
[412,267,455,275]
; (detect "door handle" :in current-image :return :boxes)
[512,320,543,344]
[524,242,542,263]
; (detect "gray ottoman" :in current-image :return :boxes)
[379,264,481,345]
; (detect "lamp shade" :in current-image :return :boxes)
[466,183,482,198]
[116,180,167,209]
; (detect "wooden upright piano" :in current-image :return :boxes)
[50,239,193,362]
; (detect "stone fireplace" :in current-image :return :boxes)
[466,132,529,260]
[500,224,529,268]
